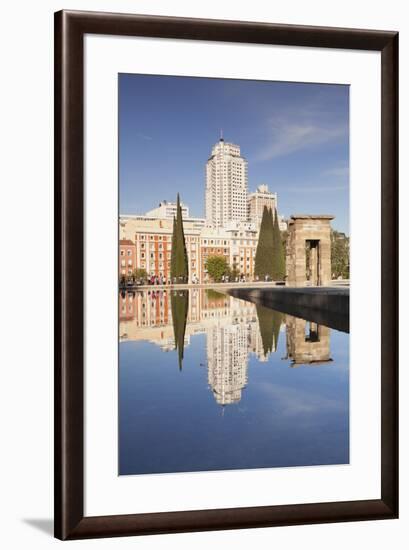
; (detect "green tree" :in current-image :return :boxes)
[171,289,189,370]
[229,265,240,281]
[132,268,148,282]
[205,288,225,301]
[205,255,229,282]
[331,230,350,279]
[254,206,274,279]
[271,308,283,351]
[272,208,286,281]
[170,194,189,283]
[256,305,274,355]
[170,215,177,278]
[256,304,283,355]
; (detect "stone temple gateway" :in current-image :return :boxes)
[286,215,334,287]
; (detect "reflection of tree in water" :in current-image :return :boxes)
[205,288,225,302]
[171,289,189,370]
[256,305,283,356]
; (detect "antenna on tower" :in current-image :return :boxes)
[220,128,224,142]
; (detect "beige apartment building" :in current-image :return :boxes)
[247,184,277,227]
[145,199,190,219]
[247,183,287,231]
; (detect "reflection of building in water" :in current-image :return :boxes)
[207,324,250,405]
[120,289,289,403]
[286,316,332,366]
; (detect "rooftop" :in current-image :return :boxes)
[119,239,135,245]
[290,214,335,220]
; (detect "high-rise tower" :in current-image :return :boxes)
[205,137,248,227]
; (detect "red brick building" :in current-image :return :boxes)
[119,239,136,278]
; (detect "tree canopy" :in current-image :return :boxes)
[256,304,283,356]
[254,207,286,281]
[254,206,274,279]
[205,255,229,282]
[170,194,189,283]
[171,289,189,370]
[272,207,286,281]
[331,230,350,279]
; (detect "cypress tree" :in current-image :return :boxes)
[170,215,177,279]
[171,289,189,370]
[256,304,283,355]
[256,304,274,356]
[272,208,286,281]
[271,309,283,351]
[254,206,274,279]
[170,193,189,283]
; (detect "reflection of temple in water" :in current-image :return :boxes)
[285,316,332,366]
[119,289,332,404]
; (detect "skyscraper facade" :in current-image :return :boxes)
[205,138,248,228]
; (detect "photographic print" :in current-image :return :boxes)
[118,74,350,476]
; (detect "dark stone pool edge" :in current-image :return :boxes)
[228,287,349,333]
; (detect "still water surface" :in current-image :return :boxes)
[119,288,349,475]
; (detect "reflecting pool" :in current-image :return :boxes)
[119,288,349,475]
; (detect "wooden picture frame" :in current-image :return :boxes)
[54,9,398,540]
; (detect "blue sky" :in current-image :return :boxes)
[119,74,349,234]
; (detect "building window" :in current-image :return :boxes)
[120,250,125,256]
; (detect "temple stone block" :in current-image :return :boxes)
[286,215,334,287]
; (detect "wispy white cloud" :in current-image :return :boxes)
[281,183,348,193]
[257,124,346,161]
[254,103,348,161]
[323,165,349,177]
[256,381,345,417]
[136,132,153,141]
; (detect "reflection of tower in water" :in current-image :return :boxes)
[121,290,332,404]
[207,323,250,405]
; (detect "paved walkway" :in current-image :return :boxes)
[121,280,350,291]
